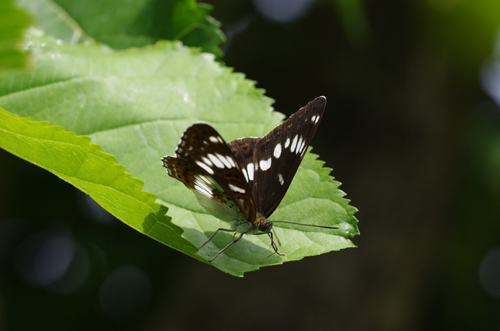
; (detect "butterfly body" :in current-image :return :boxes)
[218,213,269,235]
[162,96,330,261]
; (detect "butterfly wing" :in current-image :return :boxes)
[162,123,256,223]
[163,157,241,223]
[249,96,326,218]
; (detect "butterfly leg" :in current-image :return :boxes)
[261,232,285,261]
[198,228,234,250]
[208,232,245,262]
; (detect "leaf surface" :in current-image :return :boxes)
[0,29,358,277]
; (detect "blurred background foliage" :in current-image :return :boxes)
[1,0,500,330]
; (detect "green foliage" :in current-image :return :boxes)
[0,0,32,70]
[17,0,225,57]
[0,0,358,276]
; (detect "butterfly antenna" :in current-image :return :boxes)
[273,221,339,230]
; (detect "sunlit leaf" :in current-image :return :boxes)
[0,29,358,276]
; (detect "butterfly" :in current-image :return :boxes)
[161,96,337,261]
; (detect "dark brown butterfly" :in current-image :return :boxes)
[162,96,337,261]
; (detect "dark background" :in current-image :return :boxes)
[2,0,500,330]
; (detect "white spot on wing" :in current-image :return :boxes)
[296,137,304,154]
[209,136,219,143]
[226,155,236,168]
[278,173,284,185]
[194,184,212,197]
[216,153,232,168]
[196,161,214,174]
[198,175,213,185]
[194,179,213,197]
[260,158,272,171]
[285,138,291,148]
[228,183,246,194]
[247,163,254,181]
[207,153,224,168]
[242,168,249,182]
[274,143,282,159]
[201,156,212,166]
[300,138,307,153]
[290,135,298,153]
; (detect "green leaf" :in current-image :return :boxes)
[0,31,358,276]
[17,0,225,57]
[16,0,92,44]
[0,0,32,70]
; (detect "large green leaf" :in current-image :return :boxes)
[0,31,358,276]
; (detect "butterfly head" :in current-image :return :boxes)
[254,215,286,260]
[255,215,273,233]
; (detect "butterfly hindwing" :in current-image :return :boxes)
[162,157,240,222]
[162,123,256,223]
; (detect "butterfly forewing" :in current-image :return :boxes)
[162,123,256,223]
[227,137,260,189]
[248,96,326,218]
